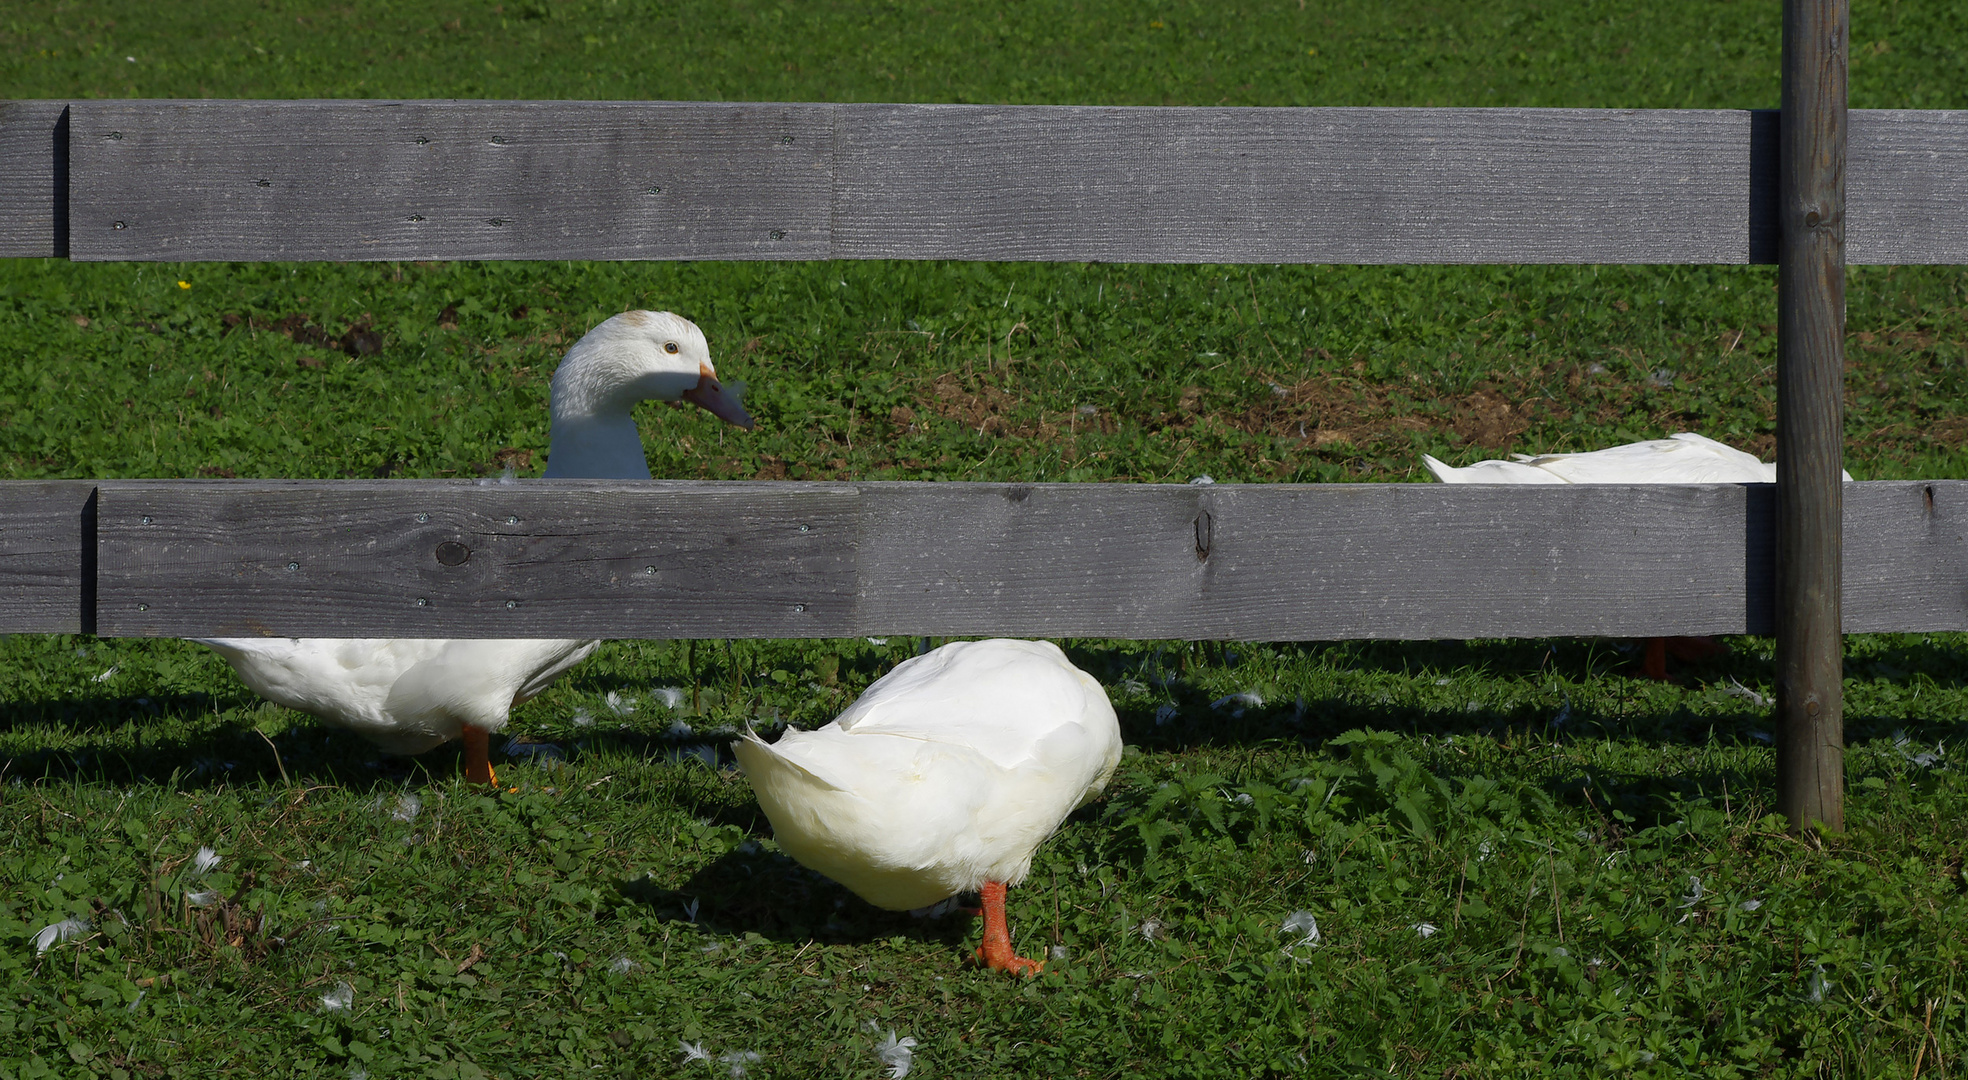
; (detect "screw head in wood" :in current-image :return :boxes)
[113,221,127,230]
[798,523,810,533]
[416,512,430,523]
[140,515,153,524]
[416,598,429,607]
[644,566,657,575]
[137,603,147,611]
[506,515,520,525]
[769,230,786,240]
[435,541,471,566]
[793,604,806,613]
[286,561,300,571]
[506,600,518,609]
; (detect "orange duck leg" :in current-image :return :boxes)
[974,881,1043,976]
[461,724,499,787]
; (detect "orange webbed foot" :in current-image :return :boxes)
[974,881,1045,977]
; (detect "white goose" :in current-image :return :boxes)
[734,639,1122,975]
[1423,432,1785,485]
[198,311,752,784]
[1422,431,1851,678]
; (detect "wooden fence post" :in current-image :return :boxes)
[1776,0,1849,831]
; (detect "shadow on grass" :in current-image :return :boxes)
[2,634,1954,797]
[0,705,453,791]
[614,853,982,955]
[0,690,235,734]
[1112,689,1783,753]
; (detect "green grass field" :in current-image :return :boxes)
[5,2,1968,1077]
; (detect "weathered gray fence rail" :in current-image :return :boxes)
[2,100,1966,264]
[3,479,1961,640]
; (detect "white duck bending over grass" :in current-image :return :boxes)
[734,639,1123,976]
[1422,431,1852,679]
[198,311,751,785]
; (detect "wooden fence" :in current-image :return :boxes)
[0,7,1955,826]
[4,100,1968,264]
[3,478,1965,640]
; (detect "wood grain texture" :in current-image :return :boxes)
[68,100,834,261]
[0,101,67,258]
[1849,110,1968,264]
[834,105,1764,264]
[67,479,1968,640]
[27,100,1968,264]
[0,481,94,634]
[854,481,1778,638]
[95,480,860,637]
[1776,0,1849,832]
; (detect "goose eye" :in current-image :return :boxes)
[663,341,680,354]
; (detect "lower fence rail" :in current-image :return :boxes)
[1,478,1960,641]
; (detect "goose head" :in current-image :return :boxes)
[544,310,752,479]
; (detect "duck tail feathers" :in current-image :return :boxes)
[731,728,853,792]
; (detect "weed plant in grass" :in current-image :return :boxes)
[6,0,1968,1075]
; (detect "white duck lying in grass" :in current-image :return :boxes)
[734,639,1122,976]
[1422,431,1852,679]
[1422,431,1810,486]
[198,310,752,785]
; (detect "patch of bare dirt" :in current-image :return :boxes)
[1229,374,1428,449]
[471,447,533,475]
[915,373,1090,439]
[1452,388,1533,449]
[1928,417,1968,449]
[1851,328,1938,353]
[223,312,385,357]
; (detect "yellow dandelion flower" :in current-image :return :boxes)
[177,280,190,289]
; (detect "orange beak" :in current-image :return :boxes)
[679,363,754,429]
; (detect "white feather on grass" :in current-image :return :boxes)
[1281,910,1320,947]
[875,1030,919,1078]
[31,917,90,954]
[320,981,354,1011]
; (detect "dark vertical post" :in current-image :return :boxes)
[1776,0,1848,831]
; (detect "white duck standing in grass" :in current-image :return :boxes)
[734,639,1122,976]
[198,311,752,785]
[1422,431,1851,679]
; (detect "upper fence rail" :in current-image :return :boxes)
[2,100,1967,265]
